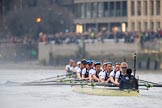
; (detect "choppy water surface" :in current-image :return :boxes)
[0,69,162,108]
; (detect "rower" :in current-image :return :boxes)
[74,61,81,73]
[76,60,87,79]
[65,59,75,73]
[101,60,107,71]
[109,62,121,85]
[81,60,93,80]
[89,61,101,82]
[99,62,113,83]
[116,62,138,90]
[126,68,139,90]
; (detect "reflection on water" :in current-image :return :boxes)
[0,69,162,108]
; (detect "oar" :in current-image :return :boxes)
[23,78,94,86]
[139,83,162,88]
[138,79,160,85]
[38,73,74,81]
[30,78,81,83]
[22,81,118,87]
[28,73,75,83]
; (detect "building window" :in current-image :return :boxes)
[75,4,81,18]
[157,22,160,29]
[131,1,135,16]
[131,22,135,30]
[86,3,91,18]
[151,22,154,30]
[110,2,114,16]
[138,22,141,31]
[151,0,154,16]
[122,1,127,16]
[116,2,120,16]
[98,2,103,18]
[137,1,141,16]
[103,2,108,17]
[144,22,148,30]
[81,3,85,19]
[91,3,97,18]
[156,0,160,15]
[144,1,147,16]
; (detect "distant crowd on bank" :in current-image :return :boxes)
[0,29,162,45]
[39,29,162,45]
[0,34,37,45]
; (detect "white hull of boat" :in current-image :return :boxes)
[72,86,139,96]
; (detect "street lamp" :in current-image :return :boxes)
[121,22,126,32]
[76,24,83,33]
[36,17,42,39]
[76,24,85,58]
[36,17,42,23]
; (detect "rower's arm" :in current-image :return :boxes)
[89,74,93,81]
[99,76,106,83]
[77,73,82,79]
[92,75,100,82]
[81,74,89,80]
[110,76,116,84]
[115,78,120,85]
[106,77,111,83]
[65,65,71,73]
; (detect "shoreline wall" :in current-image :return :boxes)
[38,40,162,70]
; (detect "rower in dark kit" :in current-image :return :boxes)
[115,62,138,90]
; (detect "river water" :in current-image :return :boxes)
[0,68,162,108]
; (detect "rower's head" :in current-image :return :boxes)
[120,62,128,73]
[80,60,87,69]
[115,62,121,71]
[72,61,76,67]
[126,68,132,75]
[102,60,108,71]
[77,61,81,66]
[69,59,75,66]
[86,60,93,70]
[105,62,112,72]
[94,61,101,72]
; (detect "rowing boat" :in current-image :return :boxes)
[72,86,139,96]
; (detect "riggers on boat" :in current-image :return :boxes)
[72,86,139,96]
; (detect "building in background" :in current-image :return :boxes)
[73,0,162,32]
[127,0,162,31]
[55,0,74,12]
[73,0,127,32]
[1,0,162,33]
